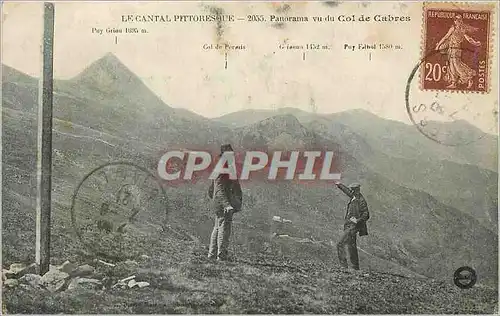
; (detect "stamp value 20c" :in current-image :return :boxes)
[421,3,493,93]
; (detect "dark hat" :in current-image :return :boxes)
[220,144,234,153]
[349,183,361,189]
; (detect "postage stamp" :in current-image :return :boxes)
[421,2,494,93]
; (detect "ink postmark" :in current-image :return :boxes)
[405,3,496,146]
[70,162,168,259]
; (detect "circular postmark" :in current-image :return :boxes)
[70,162,168,260]
[453,266,477,289]
[405,47,497,146]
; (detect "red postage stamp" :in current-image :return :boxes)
[421,3,494,93]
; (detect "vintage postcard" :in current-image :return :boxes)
[1,1,498,314]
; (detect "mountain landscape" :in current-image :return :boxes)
[2,53,498,314]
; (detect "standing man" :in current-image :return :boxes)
[335,182,370,270]
[208,144,243,261]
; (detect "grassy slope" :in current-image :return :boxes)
[3,239,498,314]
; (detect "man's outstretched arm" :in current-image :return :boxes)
[335,182,353,198]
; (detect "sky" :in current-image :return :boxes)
[2,1,498,134]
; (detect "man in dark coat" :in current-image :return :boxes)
[207,144,243,261]
[335,182,369,270]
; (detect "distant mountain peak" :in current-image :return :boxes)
[98,52,122,64]
[2,64,24,75]
[243,114,311,140]
[260,113,302,127]
[71,52,141,89]
[103,51,120,59]
[1,64,37,84]
[334,108,380,118]
[67,53,173,112]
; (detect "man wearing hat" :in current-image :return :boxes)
[207,144,243,261]
[334,181,370,270]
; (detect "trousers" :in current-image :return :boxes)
[208,210,233,260]
[337,225,359,270]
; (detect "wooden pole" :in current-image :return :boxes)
[36,2,55,275]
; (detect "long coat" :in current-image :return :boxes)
[208,174,243,215]
[337,183,369,236]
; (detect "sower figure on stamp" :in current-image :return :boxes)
[435,14,481,89]
[334,182,369,270]
[208,144,243,262]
